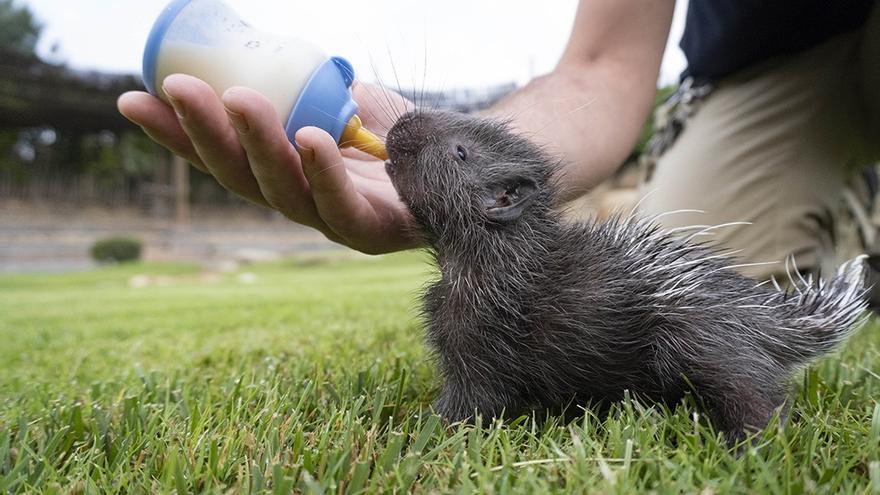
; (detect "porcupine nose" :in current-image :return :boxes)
[386,111,427,171]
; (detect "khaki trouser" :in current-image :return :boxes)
[639,7,880,281]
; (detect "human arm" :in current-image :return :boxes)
[117,0,673,253]
[486,0,674,199]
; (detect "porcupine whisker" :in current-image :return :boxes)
[362,49,400,130]
[385,43,408,121]
[567,97,597,116]
[518,97,600,142]
[501,96,597,135]
[349,76,392,134]
[354,40,399,131]
[419,21,431,115]
[366,51,404,128]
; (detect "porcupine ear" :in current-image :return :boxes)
[480,173,538,223]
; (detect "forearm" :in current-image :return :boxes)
[486,66,655,198]
[486,0,674,199]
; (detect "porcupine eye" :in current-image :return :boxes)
[456,145,468,161]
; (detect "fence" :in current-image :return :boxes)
[0,171,140,206]
[0,168,249,212]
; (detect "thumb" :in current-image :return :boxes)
[295,126,377,242]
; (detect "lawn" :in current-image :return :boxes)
[1,253,879,493]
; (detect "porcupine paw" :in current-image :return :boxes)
[432,383,514,424]
[711,390,787,448]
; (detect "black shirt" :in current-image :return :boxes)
[681,0,875,81]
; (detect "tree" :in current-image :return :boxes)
[0,0,41,173]
[0,0,41,56]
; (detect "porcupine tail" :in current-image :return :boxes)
[764,255,869,363]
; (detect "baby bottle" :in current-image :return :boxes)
[141,0,387,160]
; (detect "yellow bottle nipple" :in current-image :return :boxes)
[339,115,388,161]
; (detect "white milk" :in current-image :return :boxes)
[155,36,327,125]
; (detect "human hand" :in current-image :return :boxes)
[117,75,420,254]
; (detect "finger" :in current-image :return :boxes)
[221,87,325,227]
[117,91,208,173]
[341,146,385,163]
[345,158,394,182]
[295,126,382,245]
[161,74,268,207]
[348,171,423,252]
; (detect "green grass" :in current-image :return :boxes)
[1,253,879,493]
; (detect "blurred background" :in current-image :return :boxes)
[0,0,687,273]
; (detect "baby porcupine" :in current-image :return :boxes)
[384,109,868,444]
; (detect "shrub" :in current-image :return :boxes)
[90,236,143,263]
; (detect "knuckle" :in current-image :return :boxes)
[263,192,294,215]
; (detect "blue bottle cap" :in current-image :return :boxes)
[285,56,359,145]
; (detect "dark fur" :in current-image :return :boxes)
[385,109,868,444]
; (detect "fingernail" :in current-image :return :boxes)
[225,108,249,133]
[296,141,314,162]
[166,95,186,119]
[163,86,186,119]
[119,112,137,125]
